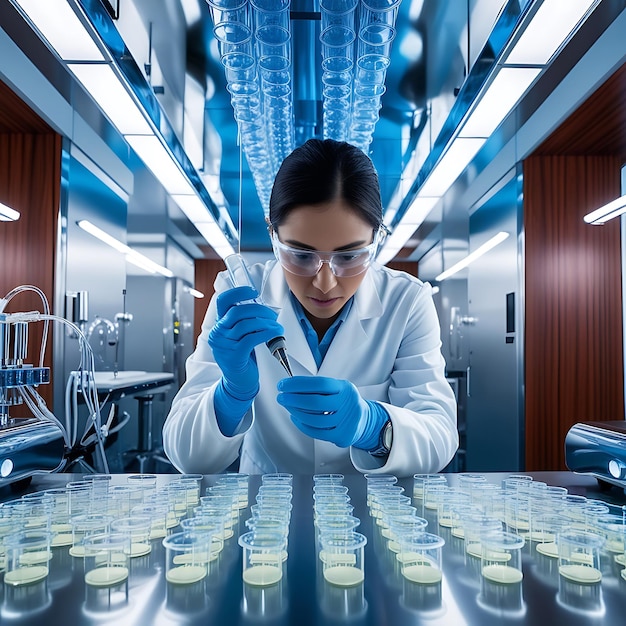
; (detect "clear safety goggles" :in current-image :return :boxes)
[270,227,387,277]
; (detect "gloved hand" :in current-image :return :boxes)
[276,376,388,451]
[209,286,284,435]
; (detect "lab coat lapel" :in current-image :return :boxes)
[318,267,383,375]
[261,261,318,374]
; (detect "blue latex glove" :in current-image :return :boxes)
[276,376,388,451]
[209,286,284,435]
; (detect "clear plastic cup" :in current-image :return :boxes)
[464,515,503,560]
[262,473,293,486]
[313,473,344,486]
[399,532,445,584]
[386,515,428,554]
[534,513,566,558]
[132,503,169,540]
[239,530,285,586]
[127,474,158,500]
[558,530,605,584]
[4,530,51,586]
[412,474,446,503]
[321,531,367,587]
[69,513,111,558]
[481,531,525,584]
[180,516,224,560]
[110,515,152,558]
[83,532,130,588]
[162,531,212,585]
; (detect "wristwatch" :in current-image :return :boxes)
[370,420,393,457]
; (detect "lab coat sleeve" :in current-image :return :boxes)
[350,281,458,477]
[162,273,254,474]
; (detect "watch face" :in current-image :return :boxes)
[384,422,393,449]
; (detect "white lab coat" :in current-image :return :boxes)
[163,260,458,477]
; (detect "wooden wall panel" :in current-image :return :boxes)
[0,132,62,409]
[524,155,623,470]
[193,259,226,343]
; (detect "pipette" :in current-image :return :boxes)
[224,254,293,377]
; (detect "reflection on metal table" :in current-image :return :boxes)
[0,471,625,625]
[93,371,174,400]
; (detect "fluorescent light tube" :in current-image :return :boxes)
[420,138,485,197]
[172,194,216,224]
[126,252,174,278]
[436,231,510,281]
[68,64,153,135]
[186,288,205,299]
[125,135,194,196]
[505,0,598,65]
[193,222,236,259]
[77,220,174,277]
[583,194,626,224]
[0,202,20,222]
[12,0,105,61]
[459,67,541,138]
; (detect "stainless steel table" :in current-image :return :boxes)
[1,471,624,625]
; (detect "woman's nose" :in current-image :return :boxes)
[312,261,338,293]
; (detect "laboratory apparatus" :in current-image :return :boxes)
[0,284,107,487]
[565,421,626,491]
[224,254,293,377]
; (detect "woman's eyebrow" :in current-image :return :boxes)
[283,239,369,251]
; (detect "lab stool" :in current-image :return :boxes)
[124,393,172,473]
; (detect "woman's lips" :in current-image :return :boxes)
[309,296,340,308]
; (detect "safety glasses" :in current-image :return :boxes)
[271,228,386,277]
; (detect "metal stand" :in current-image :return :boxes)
[128,394,172,473]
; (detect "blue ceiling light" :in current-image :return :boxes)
[10,0,238,259]
[378,0,601,265]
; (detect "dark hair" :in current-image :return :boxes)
[268,139,383,229]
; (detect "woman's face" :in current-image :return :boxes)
[274,200,374,333]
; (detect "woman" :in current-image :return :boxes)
[163,139,457,476]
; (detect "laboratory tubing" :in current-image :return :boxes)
[4,530,51,586]
[82,532,131,588]
[163,531,212,585]
[110,515,153,558]
[399,531,445,585]
[321,531,367,587]
[558,530,605,584]
[239,530,286,586]
[480,531,525,585]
